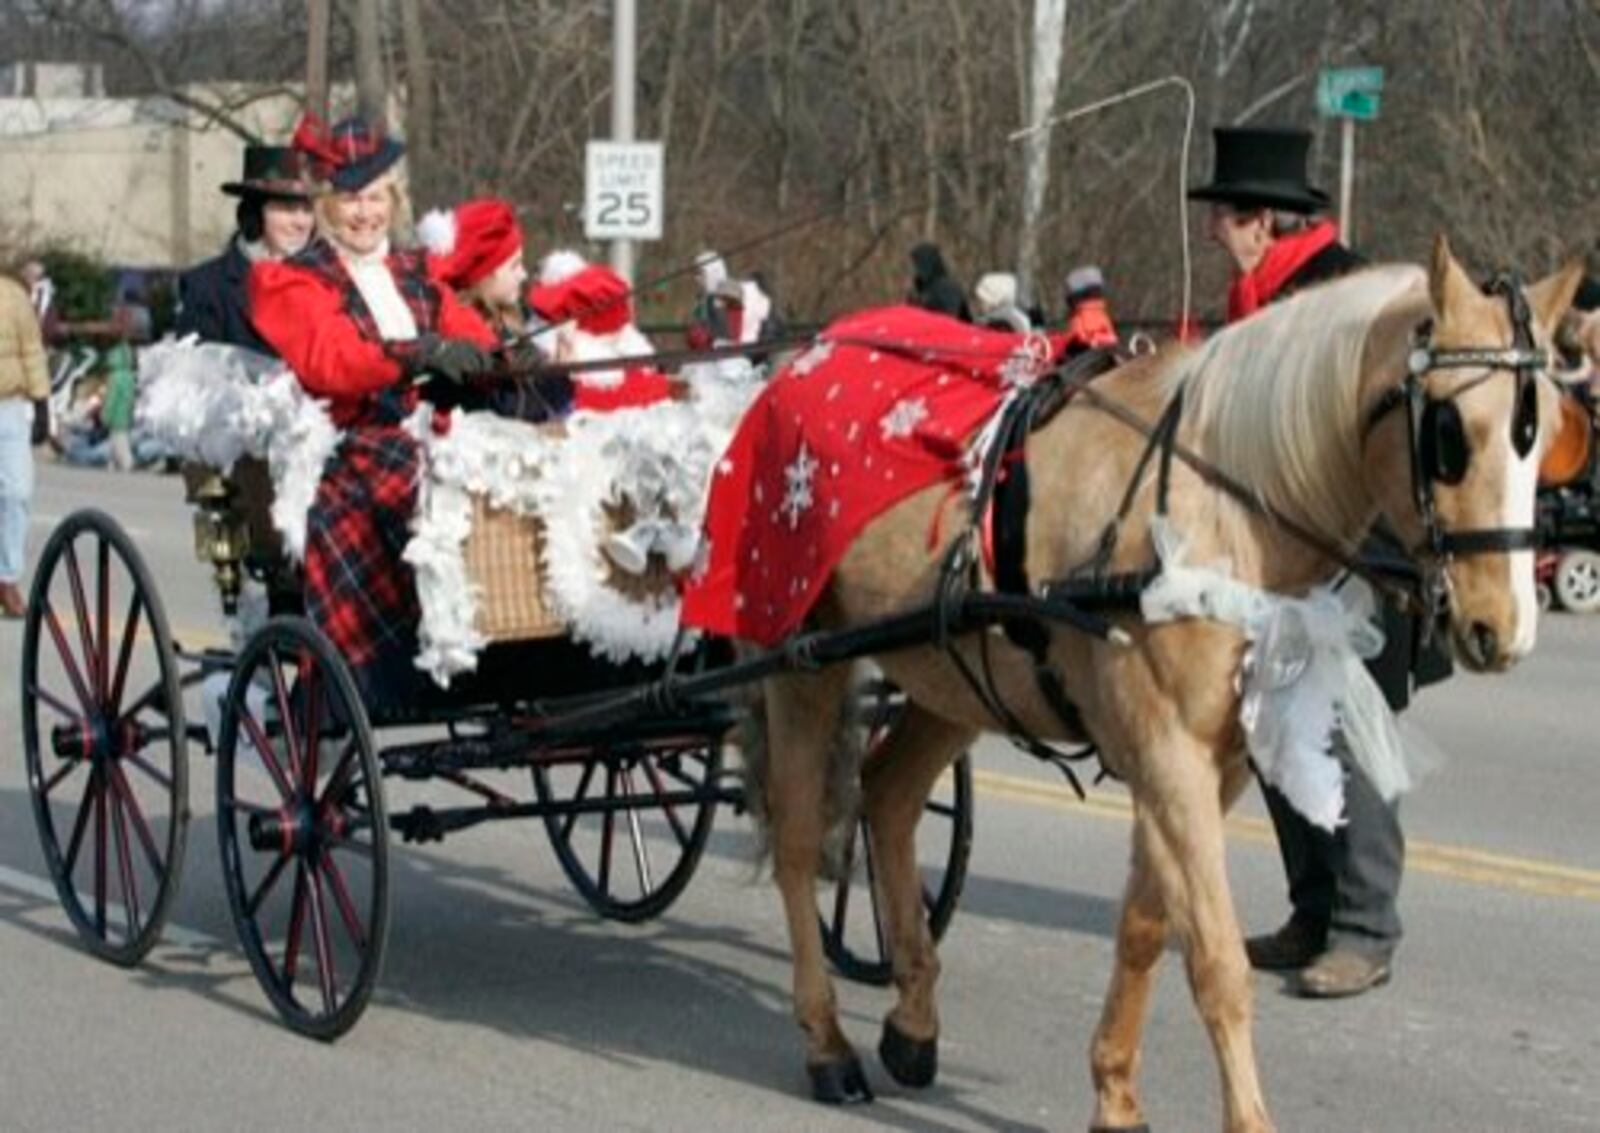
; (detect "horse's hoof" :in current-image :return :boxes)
[808,1054,875,1105]
[878,1018,938,1088]
[1089,1125,1151,1132]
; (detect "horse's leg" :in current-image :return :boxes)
[1137,738,1273,1133]
[860,703,978,1088]
[762,665,872,1102]
[1089,812,1169,1132]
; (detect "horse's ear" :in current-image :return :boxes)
[1428,233,1478,319]
[1525,258,1587,341]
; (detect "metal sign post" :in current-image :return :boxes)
[609,0,638,282]
[1316,66,1383,245]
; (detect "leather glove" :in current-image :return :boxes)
[411,335,493,385]
[30,398,49,447]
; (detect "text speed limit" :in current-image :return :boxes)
[584,141,664,241]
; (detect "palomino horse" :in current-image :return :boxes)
[746,237,1583,1131]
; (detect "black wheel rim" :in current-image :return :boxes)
[820,680,975,986]
[216,618,387,1040]
[533,737,721,922]
[21,510,188,966]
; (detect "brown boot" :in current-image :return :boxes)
[1244,916,1326,971]
[1294,948,1392,999]
[0,581,26,619]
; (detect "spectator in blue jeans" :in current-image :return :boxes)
[0,270,51,618]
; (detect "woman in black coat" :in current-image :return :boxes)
[176,145,313,354]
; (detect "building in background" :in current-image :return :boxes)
[0,63,311,268]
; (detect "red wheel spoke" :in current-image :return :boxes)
[63,771,99,876]
[123,751,173,792]
[316,741,360,811]
[305,867,339,1015]
[282,862,309,996]
[63,543,103,705]
[94,767,108,935]
[247,853,291,918]
[43,605,96,715]
[109,765,164,876]
[558,762,598,841]
[96,536,111,703]
[26,681,84,724]
[41,757,81,798]
[240,705,294,803]
[266,650,303,786]
[301,652,321,790]
[598,765,617,897]
[109,781,142,939]
[108,593,144,715]
[320,852,366,950]
[640,756,692,848]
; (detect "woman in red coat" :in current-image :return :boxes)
[250,114,497,701]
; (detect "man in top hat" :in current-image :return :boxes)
[1190,125,1447,999]
[175,144,314,354]
[1190,125,1362,321]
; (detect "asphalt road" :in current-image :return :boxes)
[1,462,1597,1132]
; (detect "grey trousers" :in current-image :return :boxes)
[1259,731,1404,960]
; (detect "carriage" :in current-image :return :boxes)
[15,394,976,1040]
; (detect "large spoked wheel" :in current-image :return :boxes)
[820,679,976,986]
[533,736,723,922]
[216,618,388,1040]
[21,509,189,966]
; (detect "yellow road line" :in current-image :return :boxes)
[972,768,1600,905]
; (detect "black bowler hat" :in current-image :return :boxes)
[1188,127,1330,215]
[221,145,311,200]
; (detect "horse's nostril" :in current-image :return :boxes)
[1469,621,1499,663]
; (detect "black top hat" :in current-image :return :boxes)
[221,145,311,200]
[1188,127,1330,215]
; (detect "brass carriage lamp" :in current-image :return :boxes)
[188,471,250,615]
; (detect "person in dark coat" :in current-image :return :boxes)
[176,145,314,354]
[908,242,972,322]
[1190,124,1451,999]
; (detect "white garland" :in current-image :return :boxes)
[136,338,340,560]
[139,337,766,687]
[1139,518,1417,831]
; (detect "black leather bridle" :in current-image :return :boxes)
[1361,273,1547,609]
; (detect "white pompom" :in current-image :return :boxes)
[416,208,458,256]
[538,248,588,284]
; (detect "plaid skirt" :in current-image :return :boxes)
[303,426,422,697]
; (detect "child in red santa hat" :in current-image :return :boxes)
[526,249,678,412]
[418,201,675,416]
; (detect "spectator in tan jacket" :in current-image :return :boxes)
[0,271,51,617]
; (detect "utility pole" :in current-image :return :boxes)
[609,0,637,283]
[1339,115,1355,245]
[306,0,330,121]
[1018,0,1066,308]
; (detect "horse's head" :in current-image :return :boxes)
[1362,236,1584,672]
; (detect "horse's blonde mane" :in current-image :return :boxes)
[1168,264,1428,541]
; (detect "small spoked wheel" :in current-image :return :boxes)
[820,679,976,986]
[216,618,388,1040]
[1554,549,1600,614]
[21,509,188,966]
[533,736,722,922]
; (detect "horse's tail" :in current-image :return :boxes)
[737,670,863,879]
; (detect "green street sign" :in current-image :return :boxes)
[1317,66,1384,120]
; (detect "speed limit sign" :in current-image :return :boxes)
[584,141,664,241]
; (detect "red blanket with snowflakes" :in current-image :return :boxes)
[680,305,1064,645]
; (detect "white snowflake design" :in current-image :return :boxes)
[779,442,820,530]
[879,396,929,441]
[998,332,1053,389]
[789,340,836,377]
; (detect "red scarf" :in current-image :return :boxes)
[1227,221,1339,323]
